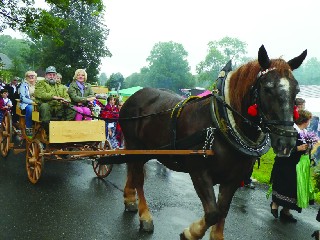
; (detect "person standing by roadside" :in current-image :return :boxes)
[100,96,119,148]
[270,109,313,223]
[4,77,20,126]
[295,97,306,110]
[0,89,13,123]
[115,99,124,148]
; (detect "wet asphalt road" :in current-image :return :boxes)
[0,150,319,240]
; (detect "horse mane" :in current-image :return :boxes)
[229,58,294,113]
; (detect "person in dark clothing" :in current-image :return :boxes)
[270,109,312,223]
[4,77,20,125]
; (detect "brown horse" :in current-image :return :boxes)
[118,45,307,239]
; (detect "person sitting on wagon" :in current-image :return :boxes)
[67,69,96,121]
[34,66,75,132]
[0,89,13,123]
[19,70,37,136]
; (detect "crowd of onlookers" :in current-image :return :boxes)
[0,66,123,148]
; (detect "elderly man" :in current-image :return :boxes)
[34,66,75,129]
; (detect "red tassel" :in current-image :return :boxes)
[293,105,299,120]
[248,104,258,117]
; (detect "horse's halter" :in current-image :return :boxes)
[249,68,297,138]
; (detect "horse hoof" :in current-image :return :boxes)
[180,232,188,240]
[124,202,138,212]
[139,219,154,232]
[180,228,197,240]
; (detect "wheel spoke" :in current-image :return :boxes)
[99,165,106,175]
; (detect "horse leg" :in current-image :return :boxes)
[124,162,154,232]
[124,162,138,212]
[180,170,217,240]
[209,182,239,240]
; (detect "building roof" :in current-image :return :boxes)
[297,85,320,99]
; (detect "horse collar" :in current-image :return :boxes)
[210,62,271,157]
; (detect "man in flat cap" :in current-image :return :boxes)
[34,66,75,132]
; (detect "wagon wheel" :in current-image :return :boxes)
[92,140,113,178]
[26,139,44,184]
[0,111,13,157]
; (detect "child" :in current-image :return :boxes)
[0,89,13,123]
[100,96,119,149]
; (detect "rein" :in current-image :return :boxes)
[61,94,213,122]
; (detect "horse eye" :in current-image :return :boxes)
[263,87,273,95]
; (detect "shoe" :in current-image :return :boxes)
[312,230,320,240]
[270,202,278,218]
[244,183,255,189]
[317,210,320,222]
[280,210,297,223]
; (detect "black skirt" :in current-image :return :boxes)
[271,155,302,212]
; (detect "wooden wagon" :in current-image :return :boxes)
[0,101,213,184]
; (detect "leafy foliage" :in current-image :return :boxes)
[294,57,320,85]
[107,72,124,90]
[98,72,107,86]
[0,35,32,79]
[27,0,111,84]
[0,0,103,42]
[144,41,194,92]
[196,36,248,86]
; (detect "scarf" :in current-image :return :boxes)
[76,81,85,97]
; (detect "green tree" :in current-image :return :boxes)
[303,57,320,85]
[196,36,248,86]
[99,72,107,86]
[0,0,103,42]
[145,41,194,92]
[124,67,150,88]
[107,72,124,91]
[0,35,32,78]
[28,0,111,84]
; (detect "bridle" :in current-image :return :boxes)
[249,67,297,138]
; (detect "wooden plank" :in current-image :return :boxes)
[32,111,40,122]
[92,86,109,94]
[46,149,214,156]
[15,100,25,116]
[49,120,106,143]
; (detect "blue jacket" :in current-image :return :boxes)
[19,81,34,110]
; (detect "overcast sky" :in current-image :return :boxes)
[102,0,320,77]
[3,0,320,78]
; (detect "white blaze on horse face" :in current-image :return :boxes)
[279,78,291,111]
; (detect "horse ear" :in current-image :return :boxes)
[258,45,271,70]
[287,50,307,70]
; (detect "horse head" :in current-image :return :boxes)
[257,45,307,157]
